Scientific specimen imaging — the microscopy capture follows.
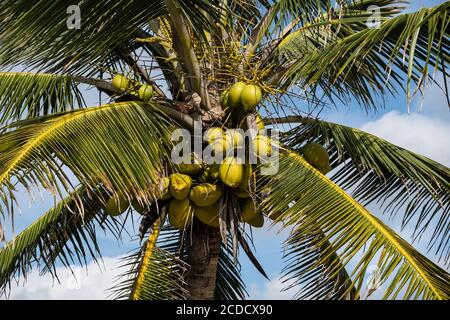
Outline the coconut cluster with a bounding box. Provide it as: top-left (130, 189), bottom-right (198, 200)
top-left (112, 74), bottom-right (154, 101)
top-left (104, 125), bottom-right (272, 230)
top-left (164, 125), bottom-right (271, 229)
top-left (104, 76), bottom-right (331, 229)
top-left (103, 141), bottom-right (331, 228)
top-left (104, 163), bottom-right (265, 230)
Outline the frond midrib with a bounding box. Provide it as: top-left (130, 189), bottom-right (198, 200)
top-left (0, 102), bottom-right (139, 186)
top-left (131, 222), bottom-right (160, 300)
top-left (288, 151), bottom-right (445, 300)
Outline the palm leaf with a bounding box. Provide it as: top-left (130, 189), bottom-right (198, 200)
top-left (258, 151), bottom-right (450, 300)
top-left (0, 0), bottom-right (222, 75)
top-left (250, 0), bottom-right (403, 52)
top-left (271, 2), bottom-right (450, 109)
top-left (132, 224), bottom-right (188, 300)
top-left (284, 119), bottom-right (450, 263)
top-left (0, 0), bottom-right (167, 73)
top-left (0, 101), bottom-right (174, 220)
top-left (244, 0), bottom-right (331, 54)
top-left (0, 72), bottom-right (84, 125)
top-left (282, 227), bottom-right (358, 300)
top-left (110, 223), bottom-right (189, 300)
top-left (0, 185), bottom-right (120, 295)
top-left (215, 235), bottom-right (248, 300)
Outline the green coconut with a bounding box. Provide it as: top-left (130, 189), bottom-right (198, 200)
top-left (210, 137), bottom-right (233, 157)
top-left (138, 84), bottom-right (154, 101)
top-left (169, 173), bottom-right (192, 200)
top-left (301, 143), bottom-right (331, 174)
top-left (112, 74), bottom-right (129, 92)
top-left (247, 213), bottom-right (264, 228)
top-left (105, 192), bottom-right (129, 216)
top-left (189, 183), bottom-right (223, 207)
top-left (177, 153), bottom-right (204, 175)
top-left (219, 157), bottom-right (244, 188)
top-left (239, 198), bottom-right (259, 223)
top-left (240, 84), bottom-right (262, 110)
top-left (194, 202), bottom-right (220, 228)
top-left (168, 198), bottom-right (192, 230)
top-left (204, 127), bottom-right (224, 143)
top-left (252, 135), bottom-right (272, 158)
top-left (228, 82), bottom-right (246, 107)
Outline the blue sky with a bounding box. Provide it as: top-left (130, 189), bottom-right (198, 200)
top-left (2, 0), bottom-right (450, 300)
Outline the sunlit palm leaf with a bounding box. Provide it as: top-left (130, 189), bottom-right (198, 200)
top-left (0, 0), bottom-right (222, 75)
top-left (284, 119), bottom-right (450, 263)
top-left (0, 72), bottom-right (84, 125)
top-left (0, 185), bottom-right (121, 295)
top-left (258, 151), bottom-right (450, 300)
top-left (0, 102), bottom-right (174, 220)
top-left (111, 223), bottom-right (189, 300)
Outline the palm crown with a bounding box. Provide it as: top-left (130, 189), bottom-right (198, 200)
top-left (0, 0), bottom-right (449, 300)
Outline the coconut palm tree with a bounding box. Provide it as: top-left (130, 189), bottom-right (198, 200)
top-left (0, 0), bottom-right (449, 300)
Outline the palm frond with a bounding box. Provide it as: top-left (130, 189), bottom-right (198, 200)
top-left (0, 72), bottom-right (84, 125)
top-left (215, 235), bottom-right (248, 300)
top-left (134, 226), bottom-right (188, 300)
top-left (245, 0), bottom-right (330, 53)
top-left (258, 151), bottom-right (450, 300)
top-left (111, 223), bottom-right (189, 300)
top-left (0, 185), bottom-right (121, 295)
top-left (0, 101), bottom-right (174, 220)
top-left (0, 0), bottom-right (167, 73)
top-left (282, 227), bottom-right (360, 300)
top-left (271, 2), bottom-right (450, 109)
top-left (284, 119), bottom-right (450, 263)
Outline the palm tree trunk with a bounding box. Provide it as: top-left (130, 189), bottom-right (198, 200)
top-left (186, 222), bottom-right (222, 300)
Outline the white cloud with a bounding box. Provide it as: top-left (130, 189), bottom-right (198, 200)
top-left (360, 111), bottom-right (450, 166)
top-left (3, 256), bottom-right (124, 300)
top-left (247, 276), bottom-right (297, 300)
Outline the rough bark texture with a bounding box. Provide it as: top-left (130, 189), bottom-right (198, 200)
top-left (186, 222), bottom-right (222, 300)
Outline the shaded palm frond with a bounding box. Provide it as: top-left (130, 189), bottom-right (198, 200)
top-left (284, 120), bottom-right (450, 263)
top-left (282, 227), bottom-right (359, 300)
top-left (271, 2), bottom-right (449, 110)
top-left (0, 101), bottom-right (175, 220)
top-left (215, 235), bottom-right (248, 300)
top-left (111, 246), bottom-right (189, 300)
top-left (245, 0), bottom-right (330, 51)
top-left (0, 72), bottom-right (85, 126)
top-left (132, 229), bottom-right (188, 300)
top-left (0, 0), bottom-right (167, 73)
top-left (258, 151), bottom-right (450, 300)
top-left (0, 185), bottom-right (121, 295)
top-left (250, 0), bottom-right (404, 51)
top-left (0, 0), bottom-right (222, 75)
